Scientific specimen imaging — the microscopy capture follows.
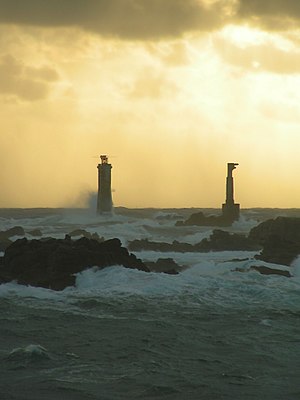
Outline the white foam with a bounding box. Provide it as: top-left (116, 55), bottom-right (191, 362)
top-left (231, 215), bottom-right (259, 233)
top-left (134, 250), bottom-right (257, 266)
top-left (0, 208), bottom-right (299, 311)
top-left (0, 281), bottom-right (63, 301)
top-left (291, 256), bottom-right (300, 279)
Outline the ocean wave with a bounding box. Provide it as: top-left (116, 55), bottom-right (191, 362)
top-left (1, 259), bottom-right (298, 313)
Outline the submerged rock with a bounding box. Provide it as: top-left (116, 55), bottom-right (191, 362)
top-left (0, 237), bottom-right (149, 290)
top-left (235, 265), bottom-right (292, 278)
top-left (6, 344), bottom-right (50, 363)
top-left (250, 265), bottom-right (291, 277)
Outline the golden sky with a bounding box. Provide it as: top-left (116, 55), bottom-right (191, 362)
top-left (0, 0), bottom-right (300, 208)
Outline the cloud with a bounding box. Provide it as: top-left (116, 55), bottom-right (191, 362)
top-left (0, 0), bottom-right (233, 39)
top-left (238, 0), bottom-right (300, 18)
top-left (0, 54), bottom-right (59, 101)
top-left (214, 36), bottom-right (300, 74)
top-left (0, 0), bottom-right (299, 42)
top-left (237, 0), bottom-right (300, 30)
top-left (128, 68), bottom-right (178, 99)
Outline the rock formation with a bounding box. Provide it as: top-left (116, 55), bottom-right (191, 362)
top-left (145, 258), bottom-right (186, 274)
top-left (175, 211), bottom-right (233, 227)
top-left (0, 226), bottom-right (25, 251)
top-left (235, 265), bottom-right (292, 278)
top-left (0, 237), bottom-right (149, 290)
top-left (129, 229), bottom-right (260, 253)
top-left (249, 217), bottom-right (300, 265)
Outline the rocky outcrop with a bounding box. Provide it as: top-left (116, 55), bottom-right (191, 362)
top-left (128, 239), bottom-right (199, 253)
top-left (249, 217), bottom-right (300, 265)
top-left (129, 229), bottom-right (260, 253)
top-left (199, 229), bottom-right (260, 251)
top-left (27, 229), bottom-right (43, 237)
top-left (175, 211), bottom-right (233, 227)
top-left (145, 258), bottom-right (186, 274)
top-left (0, 226), bottom-right (106, 252)
top-left (0, 237), bottom-right (149, 290)
top-left (250, 265), bottom-right (291, 277)
top-left (0, 226), bottom-right (25, 252)
top-left (68, 229), bottom-right (104, 241)
top-left (249, 217), bottom-right (300, 243)
top-left (235, 265), bottom-right (292, 278)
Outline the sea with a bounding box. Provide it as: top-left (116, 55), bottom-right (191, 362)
top-left (0, 207), bottom-right (299, 400)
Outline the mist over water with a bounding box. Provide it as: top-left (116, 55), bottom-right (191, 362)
top-left (0, 207), bottom-right (300, 399)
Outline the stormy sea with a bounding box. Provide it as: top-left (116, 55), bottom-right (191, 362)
top-left (0, 207), bottom-right (299, 400)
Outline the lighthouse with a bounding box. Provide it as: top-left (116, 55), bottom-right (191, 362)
top-left (97, 155), bottom-right (113, 213)
top-left (222, 163), bottom-right (240, 222)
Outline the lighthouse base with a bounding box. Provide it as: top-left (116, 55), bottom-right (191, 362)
top-left (222, 203), bottom-right (240, 223)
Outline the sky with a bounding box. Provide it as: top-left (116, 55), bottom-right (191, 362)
top-left (0, 0), bottom-right (300, 208)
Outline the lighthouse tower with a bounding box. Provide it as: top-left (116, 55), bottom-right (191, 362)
top-left (222, 163), bottom-right (240, 222)
top-left (97, 155), bottom-right (113, 213)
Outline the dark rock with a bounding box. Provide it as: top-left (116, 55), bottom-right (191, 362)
top-left (249, 217), bottom-right (300, 265)
top-left (128, 238), bottom-right (196, 253)
top-left (199, 229), bottom-right (260, 251)
top-left (27, 229), bottom-right (42, 237)
top-left (235, 265), bottom-right (291, 278)
top-left (68, 229), bottom-right (92, 238)
top-left (0, 238), bottom-right (12, 252)
top-left (68, 229), bottom-right (104, 242)
top-left (249, 217), bottom-right (300, 243)
top-left (0, 226), bottom-right (25, 252)
top-left (145, 258), bottom-right (186, 274)
top-left (250, 265), bottom-right (291, 277)
top-left (0, 237), bottom-right (149, 290)
top-left (175, 211), bottom-right (234, 227)
top-left (1, 226), bottom-right (25, 238)
top-left (129, 230), bottom-right (259, 253)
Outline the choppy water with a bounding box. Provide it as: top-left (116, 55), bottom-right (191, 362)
top-left (0, 207), bottom-right (300, 399)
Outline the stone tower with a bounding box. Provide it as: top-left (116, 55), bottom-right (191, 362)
top-left (222, 162), bottom-right (240, 222)
top-left (97, 155), bottom-right (113, 213)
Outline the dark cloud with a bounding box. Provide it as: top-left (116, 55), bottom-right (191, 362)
top-left (239, 0), bottom-right (300, 18)
top-left (238, 0), bottom-right (300, 29)
top-left (0, 0), bottom-right (228, 39)
top-left (0, 54), bottom-right (59, 101)
top-left (0, 0), bottom-right (299, 40)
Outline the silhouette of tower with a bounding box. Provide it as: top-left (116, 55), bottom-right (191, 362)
top-left (222, 163), bottom-right (240, 222)
top-left (97, 155), bottom-right (113, 213)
